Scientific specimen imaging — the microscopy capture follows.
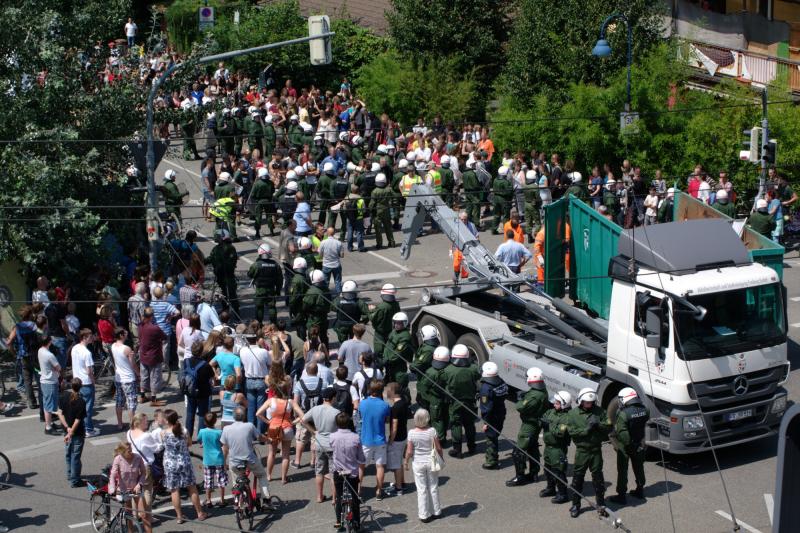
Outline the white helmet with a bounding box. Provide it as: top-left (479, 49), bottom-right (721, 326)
top-left (218, 172), bottom-right (231, 182)
top-left (286, 170), bottom-right (297, 181)
top-left (265, 114), bottom-right (273, 124)
top-left (370, 162), bottom-right (381, 172)
top-left (716, 189), bottom-right (728, 200)
top-left (298, 236), bottom-right (311, 250)
top-left (352, 135), bottom-right (363, 145)
top-left (525, 170), bottom-right (537, 182)
top-left (406, 152), bottom-right (416, 163)
top-left (569, 171), bottom-right (583, 183)
top-left (440, 155), bottom-right (451, 167)
top-left (375, 173), bottom-right (387, 186)
top-left (292, 257), bottom-right (307, 270)
top-left (482, 361), bottom-right (499, 378)
top-left (286, 181), bottom-right (298, 192)
top-left (310, 269), bottom-right (325, 284)
top-left (164, 169), bottom-right (176, 181)
top-left (231, 107), bottom-right (240, 115)
top-left (577, 387), bottom-right (597, 404)
top-left (342, 280), bottom-right (357, 294)
top-left (498, 166), bottom-right (509, 177)
top-left (433, 346), bottom-right (451, 362)
top-left (553, 390), bottom-right (572, 408)
top-left (257, 243), bottom-right (271, 256)
top-left (756, 198), bottom-right (768, 209)
top-left (380, 283), bottom-right (396, 295)
top-left (290, 114), bottom-right (298, 121)
top-left (398, 159), bottom-right (409, 169)
top-left (338, 131), bottom-right (349, 142)
top-left (301, 122), bottom-right (313, 132)
top-left (323, 161), bottom-right (335, 173)
top-left (247, 105), bottom-right (257, 114)
top-left (420, 324), bottom-right (439, 342)
top-left (377, 144), bottom-right (387, 154)
top-left (222, 107), bottom-right (231, 115)
top-left (257, 167), bottom-right (269, 179)
top-left (294, 165), bottom-right (306, 176)
top-left (180, 99), bottom-right (193, 110)
top-left (526, 367), bottom-right (544, 388)
top-left (618, 387), bottom-right (638, 405)
top-left (392, 312), bottom-right (409, 326)
top-left (451, 344), bottom-right (469, 359)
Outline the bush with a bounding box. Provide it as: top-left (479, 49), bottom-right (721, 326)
top-left (165, 0), bottom-right (244, 54)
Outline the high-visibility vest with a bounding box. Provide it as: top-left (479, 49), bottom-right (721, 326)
top-left (401, 174), bottom-right (421, 197)
top-left (210, 197), bottom-right (235, 220)
top-left (354, 198), bottom-right (366, 219)
top-left (426, 170), bottom-right (442, 194)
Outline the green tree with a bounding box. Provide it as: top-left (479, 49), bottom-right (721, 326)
top-left (501, 0), bottom-right (664, 107)
top-left (386, 0), bottom-right (509, 77)
top-left (0, 0), bottom-right (146, 285)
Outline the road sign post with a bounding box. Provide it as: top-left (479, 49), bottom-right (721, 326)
top-left (619, 111), bottom-right (639, 135)
top-left (199, 6), bottom-right (215, 31)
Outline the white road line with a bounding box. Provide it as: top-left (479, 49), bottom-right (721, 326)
top-left (68, 496), bottom-right (226, 529)
top-left (764, 493), bottom-right (774, 525)
top-left (0, 401), bottom-right (117, 424)
top-left (346, 271), bottom-right (402, 283)
top-left (790, 323), bottom-right (800, 328)
top-left (367, 250), bottom-right (409, 271)
top-left (89, 436), bottom-right (124, 447)
top-left (790, 296), bottom-right (800, 302)
top-left (715, 511), bottom-right (763, 533)
top-left (239, 226), bottom-right (280, 248)
top-left (162, 158), bottom-right (201, 178)
top-left (239, 255), bottom-right (253, 265)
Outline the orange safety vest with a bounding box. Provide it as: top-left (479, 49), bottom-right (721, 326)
top-left (503, 221), bottom-right (525, 244)
top-left (533, 228), bottom-right (545, 283)
top-left (453, 249), bottom-right (469, 279)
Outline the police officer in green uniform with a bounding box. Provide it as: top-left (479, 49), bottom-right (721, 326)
top-left (567, 387), bottom-right (612, 518)
top-left (288, 257), bottom-right (309, 341)
top-left (296, 236), bottom-right (317, 273)
top-left (565, 171), bottom-right (587, 202)
top-left (439, 156), bottom-right (456, 208)
top-left (262, 114), bottom-right (276, 160)
top-left (603, 179), bottom-right (621, 222)
top-left (251, 167), bottom-right (275, 238)
top-left (179, 99), bottom-right (200, 161)
top-left (412, 324), bottom-right (440, 409)
top-left (317, 162), bottom-right (335, 226)
top-left (523, 169), bottom-right (542, 242)
top-left (245, 107), bottom-right (263, 155)
top-left (287, 115), bottom-right (304, 150)
top-left (540, 390), bottom-right (572, 504)
top-left (294, 166), bottom-right (310, 201)
top-left (371, 173), bottom-right (395, 249)
top-left (608, 388), bottom-right (648, 505)
top-left (330, 171), bottom-right (351, 241)
top-left (462, 161), bottom-right (482, 230)
top-left (444, 344), bottom-right (480, 458)
top-left (332, 280), bottom-right (370, 343)
top-left (302, 269), bottom-right (331, 340)
top-left (749, 198), bottom-right (776, 238)
top-left (712, 189), bottom-right (736, 218)
top-left (507, 367), bottom-right (549, 486)
top-left (232, 107), bottom-right (245, 158)
top-left (205, 229), bottom-right (239, 314)
top-left (214, 171), bottom-right (235, 201)
top-left (219, 108), bottom-right (236, 158)
top-left (350, 135), bottom-right (365, 166)
top-left (370, 283), bottom-right (400, 363)
top-left (383, 312), bottom-right (413, 394)
top-left (492, 166), bottom-right (513, 234)
top-left (247, 244), bottom-right (283, 325)
top-left (161, 169), bottom-right (186, 222)
top-left (479, 361), bottom-right (508, 470)
top-left (423, 347), bottom-right (451, 444)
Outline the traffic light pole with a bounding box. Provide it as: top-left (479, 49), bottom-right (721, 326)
top-left (758, 87), bottom-right (769, 201)
top-left (144, 31), bottom-right (334, 271)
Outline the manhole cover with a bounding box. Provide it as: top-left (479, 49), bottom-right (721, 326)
top-left (406, 270), bottom-right (436, 279)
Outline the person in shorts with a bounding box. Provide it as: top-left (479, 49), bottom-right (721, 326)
top-left (198, 412), bottom-right (228, 507)
top-left (357, 380), bottom-right (391, 500)
top-left (112, 328), bottom-right (139, 429)
top-left (300, 386), bottom-right (340, 502)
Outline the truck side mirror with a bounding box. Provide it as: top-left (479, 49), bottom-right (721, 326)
top-left (645, 307), bottom-right (664, 349)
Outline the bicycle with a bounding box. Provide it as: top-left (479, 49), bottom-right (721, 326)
top-left (88, 465), bottom-right (144, 533)
top-left (0, 451), bottom-right (11, 490)
top-left (337, 474), bottom-right (360, 533)
top-left (231, 463), bottom-right (279, 532)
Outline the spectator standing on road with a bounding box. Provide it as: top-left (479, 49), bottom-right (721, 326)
top-left (58, 378), bottom-right (87, 488)
top-left (239, 333), bottom-right (272, 431)
top-left (150, 286), bottom-right (180, 370)
top-left (299, 386), bottom-right (341, 502)
top-left (211, 336), bottom-right (243, 391)
top-left (45, 294), bottom-right (69, 369)
top-left (184, 341), bottom-right (215, 439)
top-left (127, 413), bottom-right (162, 530)
top-left (38, 334), bottom-right (62, 435)
top-left (127, 282), bottom-right (147, 348)
top-left (293, 361), bottom-right (325, 468)
top-left (198, 412), bottom-right (228, 508)
top-left (160, 409), bottom-right (208, 524)
top-left (318, 226), bottom-right (344, 296)
top-left (337, 324), bottom-right (372, 379)
top-left (6, 306), bottom-right (39, 409)
top-left (385, 382), bottom-right (409, 496)
top-left (331, 412), bottom-right (365, 531)
top-left (124, 17), bottom-right (137, 48)
top-left (405, 408), bottom-right (443, 523)
top-left (71, 329), bottom-right (100, 437)
top-left (358, 379), bottom-right (391, 501)
top-left (108, 442), bottom-right (147, 529)
top-left (112, 328), bottom-right (139, 429)
top-left (138, 308), bottom-right (167, 407)
top-left (643, 187), bottom-right (659, 226)
top-left (767, 189), bottom-right (784, 243)
top-left (257, 383), bottom-right (295, 483)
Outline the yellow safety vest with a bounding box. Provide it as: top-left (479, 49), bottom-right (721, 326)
top-left (210, 197), bottom-right (235, 220)
top-left (426, 170), bottom-right (442, 194)
top-left (401, 174), bottom-right (421, 197)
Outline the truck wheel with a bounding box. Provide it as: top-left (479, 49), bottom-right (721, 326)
top-left (416, 315), bottom-right (455, 348)
top-left (455, 332), bottom-right (489, 365)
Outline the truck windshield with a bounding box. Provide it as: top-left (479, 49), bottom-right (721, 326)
top-left (675, 283), bottom-right (785, 360)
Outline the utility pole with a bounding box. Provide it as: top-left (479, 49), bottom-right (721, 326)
top-left (145, 29), bottom-right (334, 272)
top-left (758, 87), bottom-right (769, 200)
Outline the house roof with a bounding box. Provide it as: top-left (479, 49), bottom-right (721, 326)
top-left (298, 0), bottom-right (392, 34)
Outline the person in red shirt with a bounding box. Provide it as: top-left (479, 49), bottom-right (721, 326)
top-left (285, 79), bottom-right (297, 99)
top-left (97, 305), bottom-right (116, 358)
top-left (687, 165), bottom-right (702, 198)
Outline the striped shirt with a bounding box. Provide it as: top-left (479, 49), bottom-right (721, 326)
top-left (127, 295), bottom-right (147, 328)
top-left (179, 284), bottom-right (199, 307)
top-left (150, 299), bottom-right (178, 335)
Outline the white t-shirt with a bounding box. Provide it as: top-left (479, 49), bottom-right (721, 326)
top-left (71, 343), bottom-right (94, 384)
top-left (180, 327), bottom-right (204, 359)
top-left (125, 22), bottom-right (137, 37)
top-left (239, 345), bottom-right (270, 379)
top-left (38, 347), bottom-right (60, 384)
top-left (112, 342), bottom-right (136, 383)
top-left (352, 368), bottom-right (383, 401)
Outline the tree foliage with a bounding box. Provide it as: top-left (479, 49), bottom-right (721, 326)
top-left (354, 52), bottom-right (478, 127)
top-left (386, 0), bottom-right (509, 78)
top-left (165, 0), bottom-right (245, 54)
top-left (0, 0), bottom-right (146, 285)
top-left (502, 0), bottom-right (665, 107)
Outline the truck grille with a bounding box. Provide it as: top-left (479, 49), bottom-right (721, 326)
top-left (687, 367), bottom-right (781, 410)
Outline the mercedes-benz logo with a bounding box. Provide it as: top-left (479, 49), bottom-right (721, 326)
top-left (733, 376), bottom-right (748, 396)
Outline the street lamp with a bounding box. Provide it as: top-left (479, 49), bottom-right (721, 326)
top-left (592, 14), bottom-right (633, 112)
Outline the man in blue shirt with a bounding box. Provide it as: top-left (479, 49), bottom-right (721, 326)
top-left (358, 379), bottom-right (391, 500)
top-left (494, 229), bottom-right (533, 274)
top-left (293, 191), bottom-right (313, 237)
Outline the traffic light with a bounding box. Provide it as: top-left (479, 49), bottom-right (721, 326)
top-left (763, 139), bottom-right (777, 165)
top-left (740, 126), bottom-right (762, 163)
top-left (308, 15), bottom-right (332, 66)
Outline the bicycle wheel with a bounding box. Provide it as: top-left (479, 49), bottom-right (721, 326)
top-left (235, 490), bottom-right (254, 532)
top-left (123, 512), bottom-right (143, 533)
top-left (89, 493), bottom-right (112, 533)
top-left (0, 452), bottom-right (10, 489)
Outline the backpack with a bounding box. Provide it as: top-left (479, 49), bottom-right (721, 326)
top-left (357, 369), bottom-right (374, 398)
top-left (179, 359), bottom-right (206, 398)
top-left (332, 381), bottom-right (354, 416)
top-left (299, 378), bottom-right (324, 412)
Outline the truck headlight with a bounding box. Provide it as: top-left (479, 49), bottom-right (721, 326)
top-left (683, 415), bottom-right (705, 431)
top-left (772, 396), bottom-right (787, 414)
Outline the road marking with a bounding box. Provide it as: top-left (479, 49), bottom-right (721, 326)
top-left (790, 296), bottom-right (800, 302)
top-left (68, 495), bottom-right (228, 529)
top-left (367, 250), bottom-right (409, 271)
top-left (162, 158), bottom-right (201, 178)
top-left (715, 511), bottom-right (763, 533)
top-left (765, 493), bottom-right (774, 525)
top-left (0, 401), bottom-right (117, 424)
top-left (790, 323), bottom-right (800, 328)
top-left (239, 226), bottom-right (280, 248)
top-left (346, 271), bottom-right (402, 283)
top-left (239, 255), bottom-right (253, 265)
top-left (89, 436), bottom-right (124, 447)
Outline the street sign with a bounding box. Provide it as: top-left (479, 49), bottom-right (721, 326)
top-left (619, 111), bottom-right (640, 135)
top-left (308, 15), bottom-right (332, 65)
top-left (199, 6), bottom-right (215, 31)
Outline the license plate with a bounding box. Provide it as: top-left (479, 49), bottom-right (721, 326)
top-left (726, 409), bottom-right (753, 422)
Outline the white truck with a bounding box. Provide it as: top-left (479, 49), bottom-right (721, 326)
top-left (399, 184), bottom-right (789, 453)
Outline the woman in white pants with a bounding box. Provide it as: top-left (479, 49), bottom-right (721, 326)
top-left (405, 408), bottom-right (443, 523)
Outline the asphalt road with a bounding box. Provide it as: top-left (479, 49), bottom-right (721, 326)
top-left (1, 148), bottom-right (798, 533)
